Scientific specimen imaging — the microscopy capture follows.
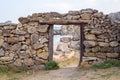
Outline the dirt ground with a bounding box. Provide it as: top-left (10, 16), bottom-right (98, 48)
top-left (0, 53), bottom-right (119, 80)
top-left (0, 67), bottom-right (120, 80)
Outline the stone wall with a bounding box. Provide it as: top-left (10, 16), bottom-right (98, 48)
top-left (0, 8), bottom-right (119, 70)
top-left (60, 9), bottom-right (120, 59)
top-left (0, 21), bottom-right (49, 70)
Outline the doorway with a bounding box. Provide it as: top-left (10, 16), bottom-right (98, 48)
top-left (53, 25), bottom-right (80, 68)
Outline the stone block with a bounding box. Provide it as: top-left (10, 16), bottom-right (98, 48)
top-left (81, 13), bottom-right (91, 20)
top-left (110, 41), bottom-right (119, 47)
top-left (7, 37), bottom-right (18, 43)
top-left (37, 52), bottom-right (48, 59)
top-left (84, 52), bottom-right (95, 57)
top-left (60, 37), bottom-right (71, 43)
top-left (14, 59), bottom-right (23, 67)
top-left (9, 43), bottom-right (21, 51)
top-left (106, 53), bottom-right (119, 58)
top-left (0, 56), bottom-right (13, 61)
top-left (33, 43), bottom-right (44, 50)
top-left (27, 26), bottom-right (37, 33)
top-left (91, 29), bottom-right (102, 35)
top-left (96, 53), bottom-right (106, 59)
top-left (4, 25), bottom-right (16, 30)
top-left (39, 38), bottom-right (48, 44)
top-left (0, 39), bottom-right (4, 47)
top-left (98, 42), bottom-right (109, 47)
top-left (37, 25), bottom-right (49, 32)
top-left (84, 41), bottom-right (97, 48)
top-left (23, 58), bottom-right (34, 66)
top-left (114, 46), bottom-right (120, 53)
top-left (69, 41), bottom-right (80, 49)
top-left (18, 36), bottom-right (25, 41)
top-left (91, 46), bottom-right (100, 53)
top-left (0, 48), bottom-right (5, 57)
top-left (57, 43), bottom-right (70, 52)
top-left (85, 34), bottom-right (96, 40)
top-left (31, 33), bottom-right (39, 44)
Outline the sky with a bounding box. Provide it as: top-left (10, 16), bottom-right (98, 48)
top-left (0, 0), bottom-right (120, 23)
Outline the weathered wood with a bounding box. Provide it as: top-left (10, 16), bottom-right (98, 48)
top-left (39, 20), bottom-right (90, 25)
top-left (78, 25), bottom-right (84, 67)
top-left (48, 25), bottom-right (54, 61)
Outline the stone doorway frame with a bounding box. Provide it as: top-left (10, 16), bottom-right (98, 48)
top-left (39, 20), bottom-right (90, 67)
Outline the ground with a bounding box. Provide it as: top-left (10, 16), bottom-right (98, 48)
top-left (0, 67), bottom-right (120, 80)
top-left (0, 55), bottom-right (120, 80)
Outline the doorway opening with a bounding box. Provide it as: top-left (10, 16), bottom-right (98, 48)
top-left (53, 25), bottom-right (80, 68)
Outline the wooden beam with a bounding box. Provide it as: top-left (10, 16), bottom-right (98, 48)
top-left (78, 25), bottom-right (84, 67)
top-left (48, 25), bottom-right (54, 61)
top-left (39, 20), bottom-right (90, 25)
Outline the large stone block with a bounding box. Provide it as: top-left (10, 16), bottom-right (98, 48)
top-left (91, 46), bottom-right (100, 53)
top-left (37, 52), bottom-right (48, 59)
top-left (27, 26), bottom-right (37, 33)
top-left (84, 52), bottom-right (95, 57)
top-left (23, 58), bottom-right (34, 66)
top-left (0, 39), bottom-right (4, 47)
top-left (85, 34), bottom-right (96, 40)
top-left (84, 41), bottom-right (97, 48)
top-left (57, 43), bottom-right (70, 52)
top-left (39, 37), bottom-right (48, 44)
top-left (4, 25), bottom-right (16, 30)
top-left (9, 43), bottom-right (21, 51)
top-left (96, 53), bottom-right (106, 59)
top-left (100, 47), bottom-right (113, 53)
top-left (37, 25), bottom-right (49, 32)
top-left (33, 43), bottom-right (44, 50)
top-left (90, 29), bottom-right (102, 35)
top-left (7, 37), bottom-right (18, 43)
top-left (60, 37), bottom-right (71, 43)
top-left (110, 41), bottom-right (119, 47)
top-left (0, 56), bottom-right (13, 62)
top-left (0, 48), bottom-right (5, 57)
top-left (18, 36), bottom-right (25, 41)
top-left (12, 30), bottom-right (26, 35)
top-left (14, 59), bottom-right (23, 67)
top-left (114, 46), bottom-right (120, 53)
top-left (69, 41), bottom-right (80, 49)
top-left (81, 13), bottom-right (91, 20)
top-left (31, 33), bottom-right (39, 44)
top-left (98, 42), bottom-right (109, 47)
top-left (106, 53), bottom-right (119, 58)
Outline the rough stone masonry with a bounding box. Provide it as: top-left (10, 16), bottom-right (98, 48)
top-left (0, 8), bottom-right (119, 70)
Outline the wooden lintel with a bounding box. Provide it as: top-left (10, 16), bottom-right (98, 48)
top-left (39, 20), bottom-right (90, 25)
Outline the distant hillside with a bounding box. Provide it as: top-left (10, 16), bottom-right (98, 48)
top-left (108, 12), bottom-right (120, 21)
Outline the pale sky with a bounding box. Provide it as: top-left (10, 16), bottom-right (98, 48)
top-left (0, 0), bottom-right (120, 23)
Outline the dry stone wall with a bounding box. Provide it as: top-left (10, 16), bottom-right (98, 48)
top-left (0, 21), bottom-right (49, 70)
top-left (0, 8), bottom-right (119, 70)
top-left (60, 9), bottom-right (120, 59)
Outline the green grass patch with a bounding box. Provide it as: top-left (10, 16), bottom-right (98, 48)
top-left (0, 65), bottom-right (11, 73)
top-left (44, 61), bottom-right (59, 70)
top-left (0, 65), bottom-right (24, 73)
top-left (92, 60), bottom-right (120, 69)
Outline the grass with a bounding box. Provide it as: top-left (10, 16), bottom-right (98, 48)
top-left (44, 61), bottom-right (59, 70)
top-left (0, 65), bottom-right (24, 73)
top-left (100, 73), bottom-right (113, 79)
top-left (92, 60), bottom-right (120, 69)
top-left (0, 65), bottom-right (11, 73)
top-left (8, 77), bottom-right (20, 80)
